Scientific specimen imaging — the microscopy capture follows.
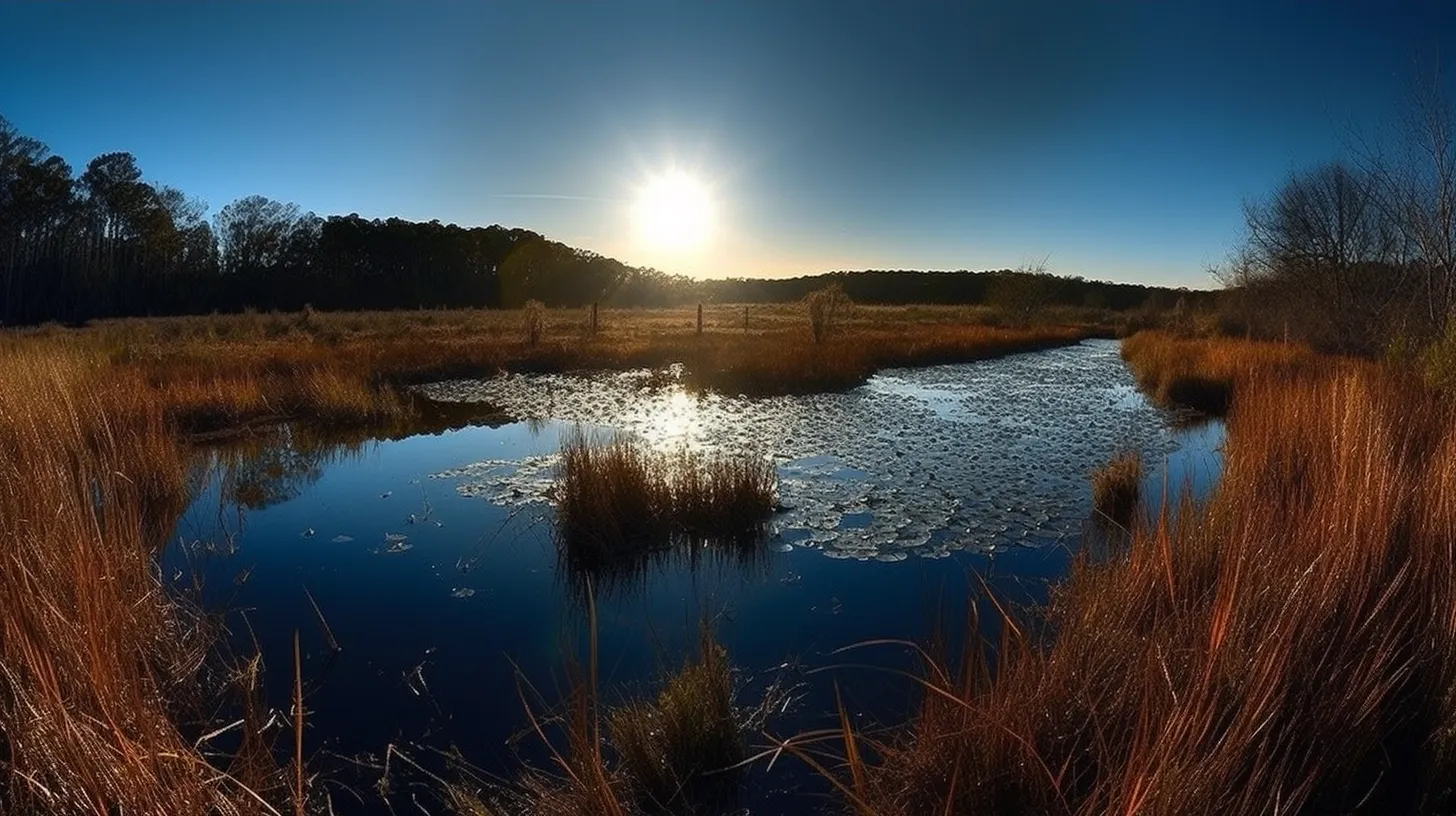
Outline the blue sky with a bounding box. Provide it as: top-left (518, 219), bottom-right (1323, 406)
top-left (2, 1), bottom-right (1452, 287)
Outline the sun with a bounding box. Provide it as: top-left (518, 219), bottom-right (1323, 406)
top-left (632, 169), bottom-right (715, 252)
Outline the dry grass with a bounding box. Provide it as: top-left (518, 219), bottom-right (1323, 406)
top-left (4, 305), bottom-right (1097, 437)
top-left (0, 348), bottom-right (277, 813)
top-left (0, 304), bottom-right (1098, 812)
top-left (455, 612), bottom-right (752, 816)
top-left (810, 359), bottom-right (1456, 814)
top-left (1120, 330), bottom-right (1318, 414)
top-left (555, 429), bottom-right (776, 566)
top-left (1090, 451), bottom-right (1143, 530)
top-left (607, 624), bottom-right (743, 811)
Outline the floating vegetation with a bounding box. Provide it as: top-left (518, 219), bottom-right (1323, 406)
top-left (427, 342), bottom-right (1183, 562)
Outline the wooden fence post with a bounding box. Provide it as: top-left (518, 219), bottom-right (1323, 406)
top-left (696, 303), bottom-right (703, 335)
top-left (591, 302), bottom-right (598, 336)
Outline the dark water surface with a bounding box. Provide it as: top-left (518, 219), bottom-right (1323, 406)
top-left (169, 339), bottom-right (1223, 812)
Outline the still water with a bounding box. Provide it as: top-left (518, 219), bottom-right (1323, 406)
top-left (168, 339), bottom-right (1222, 811)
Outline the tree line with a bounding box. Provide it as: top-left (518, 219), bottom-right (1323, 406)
top-left (1, 114), bottom-right (1201, 326)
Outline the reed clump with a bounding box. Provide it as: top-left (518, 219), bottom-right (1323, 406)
top-left (1090, 450), bottom-right (1142, 529)
top-left (813, 363), bottom-right (1456, 814)
top-left (458, 619), bottom-right (754, 816)
top-left (607, 624), bottom-right (743, 811)
top-left (555, 430), bottom-right (776, 566)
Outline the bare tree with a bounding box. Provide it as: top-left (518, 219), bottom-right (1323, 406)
top-left (1240, 161), bottom-right (1402, 352)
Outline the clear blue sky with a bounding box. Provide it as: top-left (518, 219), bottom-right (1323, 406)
top-left (2, 1), bottom-right (1452, 287)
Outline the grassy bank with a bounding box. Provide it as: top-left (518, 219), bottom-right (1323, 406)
top-left (821, 348), bottom-right (1456, 813)
top-left (1120, 330), bottom-right (1317, 414)
top-left (0, 349), bottom-right (277, 812)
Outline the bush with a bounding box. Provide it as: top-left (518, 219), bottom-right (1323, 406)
top-left (523, 300), bottom-right (546, 345)
top-left (805, 284), bottom-right (852, 344)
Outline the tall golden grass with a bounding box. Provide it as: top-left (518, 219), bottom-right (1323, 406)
top-left (555, 429), bottom-right (777, 566)
top-left (1121, 330), bottom-right (1317, 414)
top-left (815, 356), bottom-right (1456, 814)
top-left (0, 348), bottom-right (276, 813)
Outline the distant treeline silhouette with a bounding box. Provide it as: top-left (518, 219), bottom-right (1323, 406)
top-left (1, 115), bottom-right (1203, 325)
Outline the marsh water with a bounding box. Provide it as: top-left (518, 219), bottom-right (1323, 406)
top-left (169, 339), bottom-right (1223, 811)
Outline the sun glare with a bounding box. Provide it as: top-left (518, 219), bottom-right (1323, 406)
top-left (632, 169), bottom-right (715, 252)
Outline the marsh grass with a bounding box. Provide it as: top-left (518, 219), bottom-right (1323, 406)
top-left (1090, 450), bottom-right (1142, 529)
top-left (0, 349), bottom-right (280, 812)
top-left (0, 304), bottom-right (1093, 812)
top-left (607, 624), bottom-right (744, 812)
top-left (555, 429), bottom-right (776, 568)
top-left (455, 601), bottom-right (758, 816)
top-left (804, 361), bottom-right (1456, 814)
top-left (4, 305), bottom-right (1096, 438)
top-left (1120, 330), bottom-right (1317, 414)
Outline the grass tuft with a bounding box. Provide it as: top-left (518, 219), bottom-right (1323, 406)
top-left (555, 429), bottom-right (776, 567)
top-left (1090, 450), bottom-right (1143, 529)
top-left (607, 623), bottom-right (744, 811)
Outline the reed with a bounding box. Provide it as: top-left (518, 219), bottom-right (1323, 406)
top-left (554, 429), bottom-right (776, 567)
top-left (812, 361), bottom-right (1456, 814)
top-left (1090, 450), bottom-right (1142, 529)
top-left (0, 348), bottom-right (270, 812)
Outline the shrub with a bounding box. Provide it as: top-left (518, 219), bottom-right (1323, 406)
top-left (805, 284), bottom-right (852, 344)
top-left (523, 300), bottom-right (546, 346)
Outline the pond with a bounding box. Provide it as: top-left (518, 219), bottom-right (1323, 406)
top-left (168, 339), bottom-right (1223, 812)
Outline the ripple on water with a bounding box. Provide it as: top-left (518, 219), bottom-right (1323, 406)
top-left (422, 341), bottom-right (1183, 561)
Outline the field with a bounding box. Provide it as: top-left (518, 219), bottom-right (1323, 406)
top-left (4, 304), bottom-right (1106, 436)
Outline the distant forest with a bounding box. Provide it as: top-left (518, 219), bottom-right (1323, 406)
top-left (0, 115), bottom-right (1205, 325)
